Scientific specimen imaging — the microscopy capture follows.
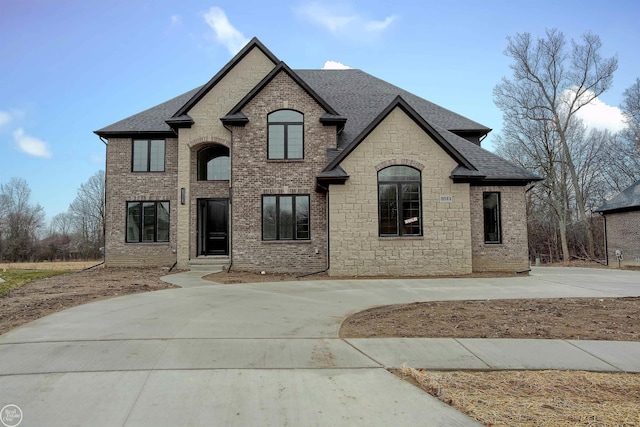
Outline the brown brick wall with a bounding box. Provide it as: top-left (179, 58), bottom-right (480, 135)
top-left (230, 71), bottom-right (335, 273)
top-left (469, 185), bottom-right (529, 272)
top-left (104, 137), bottom-right (178, 267)
top-left (605, 210), bottom-right (640, 267)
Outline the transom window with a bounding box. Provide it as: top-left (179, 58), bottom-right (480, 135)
top-left (126, 201), bottom-right (170, 243)
top-left (268, 110), bottom-right (303, 160)
top-left (378, 166), bottom-right (422, 236)
top-left (483, 192), bottom-right (502, 244)
top-left (132, 139), bottom-right (165, 172)
top-left (262, 194), bottom-right (310, 240)
top-left (198, 145), bottom-right (230, 181)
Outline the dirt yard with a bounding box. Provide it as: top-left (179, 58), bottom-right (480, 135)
top-left (340, 297), bottom-right (640, 341)
top-left (0, 266), bottom-right (177, 335)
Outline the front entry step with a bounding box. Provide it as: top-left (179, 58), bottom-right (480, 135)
top-left (189, 256), bottom-right (230, 273)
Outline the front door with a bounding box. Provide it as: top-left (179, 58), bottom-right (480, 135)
top-left (198, 199), bottom-right (229, 256)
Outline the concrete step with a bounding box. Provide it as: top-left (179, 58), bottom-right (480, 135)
top-left (189, 257), bottom-right (229, 273)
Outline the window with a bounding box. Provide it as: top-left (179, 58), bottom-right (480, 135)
top-left (262, 195), bottom-right (310, 240)
top-left (483, 192), bottom-right (501, 243)
top-left (126, 201), bottom-right (170, 242)
top-left (268, 110), bottom-right (303, 160)
top-left (378, 166), bottom-right (422, 236)
top-left (198, 145), bottom-right (229, 180)
top-left (132, 139), bottom-right (165, 172)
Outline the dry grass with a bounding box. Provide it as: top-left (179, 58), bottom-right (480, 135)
top-left (398, 366), bottom-right (640, 426)
top-left (0, 261), bottom-right (101, 271)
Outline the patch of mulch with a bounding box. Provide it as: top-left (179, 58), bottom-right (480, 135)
top-left (0, 267), bottom-right (178, 335)
top-left (340, 297), bottom-right (640, 341)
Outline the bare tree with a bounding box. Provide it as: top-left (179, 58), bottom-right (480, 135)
top-left (494, 29), bottom-right (617, 259)
top-left (68, 170), bottom-right (105, 259)
top-left (0, 178), bottom-right (45, 261)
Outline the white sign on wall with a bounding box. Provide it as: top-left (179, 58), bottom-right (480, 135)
top-left (440, 195), bottom-right (453, 203)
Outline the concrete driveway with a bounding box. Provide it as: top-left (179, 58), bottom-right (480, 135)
top-left (1, 267), bottom-right (639, 426)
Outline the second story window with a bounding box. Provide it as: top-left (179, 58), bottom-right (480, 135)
top-left (268, 110), bottom-right (303, 160)
top-left (132, 139), bottom-right (165, 172)
top-left (198, 145), bottom-right (230, 180)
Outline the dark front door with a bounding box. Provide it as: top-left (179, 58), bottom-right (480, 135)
top-left (199, 199), bottom-right (229, 255)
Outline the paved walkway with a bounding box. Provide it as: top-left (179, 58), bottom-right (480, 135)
top-left (0, 267), bottom-right (639, 426)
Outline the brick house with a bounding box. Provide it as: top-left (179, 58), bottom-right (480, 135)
top-left (596, 180), bottom-right (640, 267)
top-left (95, 38), bottom-right (540, 276)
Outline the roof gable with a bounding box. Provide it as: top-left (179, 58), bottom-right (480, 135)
top-left (221, 62), bottom-right (344, 126)
top-left (323, 95), bottom-right (476, 173)
top-left (170, 37), bottom-right (279, 121)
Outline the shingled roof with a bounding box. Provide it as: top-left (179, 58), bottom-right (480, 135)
top-left (95, 57), bottom-right (539, 184)
top-left (596, 180), bottom-right (640, 213)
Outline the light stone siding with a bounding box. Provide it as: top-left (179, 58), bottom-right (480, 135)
top-left (104, 137), bottom-right (178, 267)
top-left (175, 47), bottom-right (276, 269)
top-left (230, 71), bottom-right (335, 273)
top-left (469, 185), bottom-right (529, 272)
top-left (605, 210), bottom-right (640, 267)
top-left (328, 107), bottom-right (472, 276)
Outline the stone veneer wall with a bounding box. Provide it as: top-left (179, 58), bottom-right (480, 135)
top-left (328, 107), bottom-right (473, 276)
top-left (469, 185), bottom-right (529, 272)
top-left (605, 210), bottom-right (640, 267)
top-left (175, 47), bottom-right (276, 269)
top-left (229, 71), bottom-right (336, 273)
top-left (104, 137), bottom-right (178, 267)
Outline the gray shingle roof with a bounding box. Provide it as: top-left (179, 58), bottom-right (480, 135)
top-left (95, 87), bottom-right (201, 135)
top-left (596, 180), bottom-right (640, 213)
top-left (295, 69), bottom-right (490, 150)
top-left (95, 66), bottom-right (539, 183)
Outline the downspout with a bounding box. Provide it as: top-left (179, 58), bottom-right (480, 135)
top-left (223, 124), bottom-right (234, 273)
top-left (98, 136), bottom-right (108, 264)
top-left (297, 184), bottom-right (330, 278)
top-left (599, 211), bottom-right (608, 266)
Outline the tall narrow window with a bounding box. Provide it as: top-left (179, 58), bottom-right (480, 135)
top-left (483, 192), bottom-right (501, 243)
top-left (268, 110), bottom-right (304, 160)
top-left (126, 201), bottom-right (170, 242)
top-left (132, 139), bottom-right (165, 172)
top-left (262, 195), bottom-right (310, 240)
top-left (198, 145), bottom-right (230, 180)
top-left (378, 166), bottom-right (422, 236)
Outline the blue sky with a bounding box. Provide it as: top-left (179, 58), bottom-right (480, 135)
top-left (1, 0), bottom-right (639, 223)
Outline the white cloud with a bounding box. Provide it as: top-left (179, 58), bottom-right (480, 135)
top-left (203, 7), bottom-right (249, 55)
top-left (0, 110), bottom-right (11, 127)
top-left (13, 128), bottom-right (52, 158)
top-left (296, 2), bottom-right (396, 37)
top-left (575, 96), bottom-right (626, 133)
top-left (322, 60), bottom-right (353, 70)
top-left (364, 15), bottom-right (397, 32)
top-left (171, 15), bottom-right (182, 26)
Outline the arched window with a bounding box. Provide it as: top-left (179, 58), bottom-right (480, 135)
top-left (198, 145), bottom-right (229, 181)
top-left (378, 166), bottom-right (422, 236)
top-left (268, 110), bottom-right (303, 160)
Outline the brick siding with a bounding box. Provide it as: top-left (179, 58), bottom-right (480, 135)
top-left (229, 71), bottom-right (335, 273)
top-left (605, 210), bottom-right (640, 267)
top-left (469, 185), bottom-right (529, 272)
top-left (104, 137), bottom-right (178, 267)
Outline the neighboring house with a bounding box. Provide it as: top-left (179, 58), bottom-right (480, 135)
top-left (95, 38), bottom-right (540, 276)
top-left (596, 180), bottom-right (640, 267)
